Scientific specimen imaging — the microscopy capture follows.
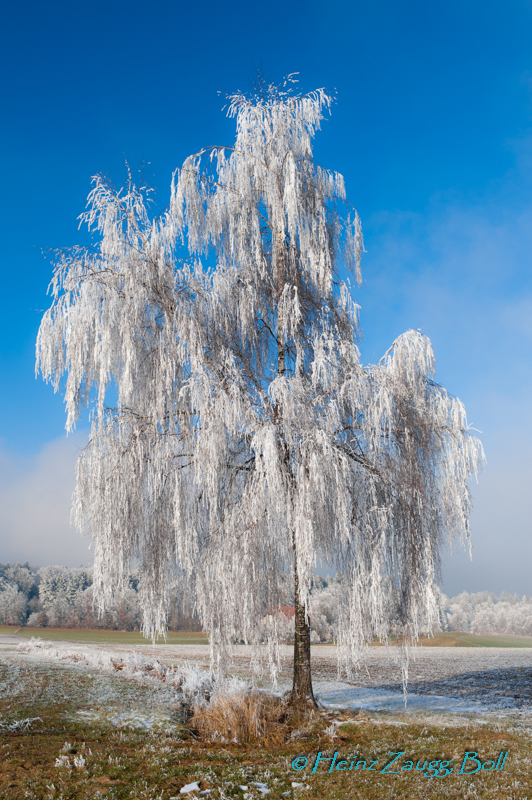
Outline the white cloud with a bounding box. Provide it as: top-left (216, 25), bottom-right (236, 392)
top-left (0, 433), bottom-right (92, 568)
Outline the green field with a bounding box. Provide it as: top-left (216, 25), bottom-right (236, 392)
top-left (2, 626), bottom-right (532, 648)
top-left (416, 630), bottom-right (532, 648)
top-left (0, 626), bottom-right (209, 645)
top-left (367, 631), bottom-right (532, 648)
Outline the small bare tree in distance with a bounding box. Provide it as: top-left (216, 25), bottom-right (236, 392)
top-left (37, 74), bottom-right (484, 706)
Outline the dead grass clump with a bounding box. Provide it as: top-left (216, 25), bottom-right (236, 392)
top-left (190, 689), bottom-right (288, 745)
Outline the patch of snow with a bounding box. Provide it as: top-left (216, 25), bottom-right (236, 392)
top-left (180, 782), bottom-right (202, 794)
top-left (75, 708), bottom-right (170, 731)
top-left (314, 680), bottom-right (491, 713)
top-left (252, 782), bottom-right (270, 794)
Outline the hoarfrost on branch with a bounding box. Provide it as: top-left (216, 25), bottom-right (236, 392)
top-left (37, 77), bottom-right (484, 685)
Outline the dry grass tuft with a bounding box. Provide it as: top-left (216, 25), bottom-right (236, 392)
top-left (190, 689), bottom-right (289, 745)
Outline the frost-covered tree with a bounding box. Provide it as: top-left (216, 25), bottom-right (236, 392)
top-left (38, 565), bottom-right (92, 608)
top-left (27, 565), bottom-right (142, 630)
top-left (0, 562), bottom-right (38, 597)
top-left (309, 574), bottom-right (346, 642)
top-left (0, 583), bottom-right (27, 625)
top-left (37, 76), bottom-right (484, 705)
top-left (0, 563), bottom-right (38, 624)
top-left (446, 591), bottom-right (532, 636)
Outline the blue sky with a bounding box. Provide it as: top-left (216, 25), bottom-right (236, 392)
top-left (1, 0), bottom-right (531, 597)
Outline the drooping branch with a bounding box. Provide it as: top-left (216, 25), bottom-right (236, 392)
top-left (37, 77), bottom-right (483, 699)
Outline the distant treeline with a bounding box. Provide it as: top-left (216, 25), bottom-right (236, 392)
top-left (0, 562), bottom-right (201, 631)
top-left (446, 590), bottom-right (532, 637)
top-left (0, 562), bottom-right (531, 638)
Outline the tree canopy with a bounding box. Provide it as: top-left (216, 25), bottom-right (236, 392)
top-left (37, 76), bottom-right (484, 700)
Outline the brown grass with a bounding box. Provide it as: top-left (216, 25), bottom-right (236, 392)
top-left (190, 688), bottom-right (289, 745)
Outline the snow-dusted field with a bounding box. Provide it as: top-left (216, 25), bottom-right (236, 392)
top-left (2, 633), bottom-right (532, 729)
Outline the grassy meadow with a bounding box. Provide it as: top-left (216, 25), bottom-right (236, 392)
top-left (410, 631), bottom-right (532, 648)
top-left (0, 656), bottom-right (528, 800)
top-left (0, 627), bottom-right (209, 646)
top-left (0, 717), bottom-right (527, 800)
top-left (3, 626), bottom-right (532, 648)
top-left (2, 627), bottom-right (532, 798)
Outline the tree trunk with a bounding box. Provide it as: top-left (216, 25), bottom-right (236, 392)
top-left (275, 231), bottom-right (316, 707)
top-left (290, 559), bottom-right (317, 707)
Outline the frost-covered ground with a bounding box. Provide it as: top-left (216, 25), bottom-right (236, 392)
top-left (2, 634), bottom-right (532, 730)
top-left (2, 635), bottom-right (531, 800)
